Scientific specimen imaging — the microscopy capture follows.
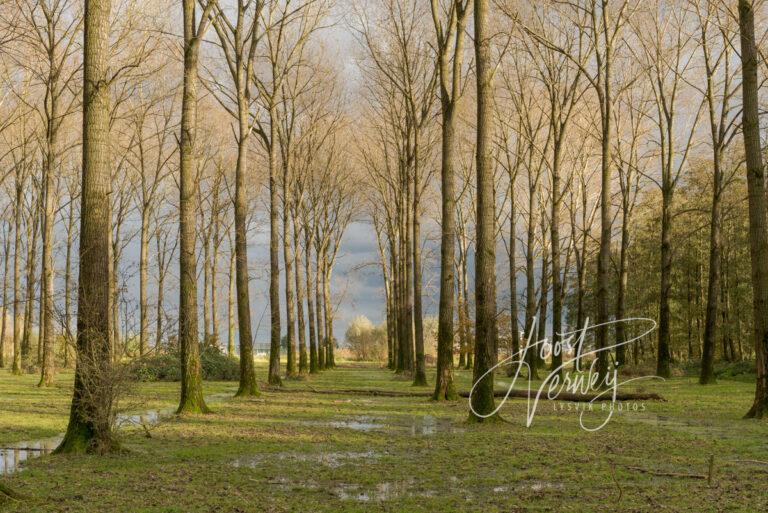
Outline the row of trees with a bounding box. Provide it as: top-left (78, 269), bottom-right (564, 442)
top-left (0, 0), bottom-right (356, 450)
top-left (358, 0), bottom-right (768, 419)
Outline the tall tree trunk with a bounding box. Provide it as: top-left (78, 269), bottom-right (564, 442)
top-left (234, 130), bottom-right (258, 395)
top-left (470, 0), bottom-right (496, 420)
top-left (549, 144), bottom-right (562, 376)
top-left (412, 175), bottom-right (427, 386)
top-left (524, 193), bottom-right (539, 379)
top-left (306, 230), bottom-right (318, 373)
top-left (283, 172), bottom-right (297, 377)
top-left (323, 256), bottom-right (334, 368)
top-left (316, 241), bottom-right (325, 370)
top-left (202, 234), bottom-right (211, 344)
top-left (227, 247), bottom-right (235, 358)
top-left (615, 199), bottom-right (630, 367)
top-left (139, 210), bottom-right (149, 356)
top-left (508, 178), bottom-right (519, 371)
top-left (434, 102), bottom-right (458, 397)
top-left (12, 181), bottom-right (23, 375)
top-left (595, 26), bottom-right (614, 383)
top-left (177, 0), bottom-right (209, 414)
top-left (63, 199), bottom-right (75, 367)
top-left (57, 0), bottom-right (115, 453)
top-left (404, 177), bottom-right (414, 374)
top-left (739, 0), bottom-right (768, 418)
top-left (22, 209), bottom-right (39, 364)
top-left (537, 230), bottom-right (549, 366)
top-left (267, 108), bottom-right (282, 386)
top-left (0, 229), bottom-right (9, 368)
top-left (293, 215), bottom-right (308, 375)
top-left (155, 235), bottom-right (166, 351)
top-left (657, 187), bottom-right (673, 378)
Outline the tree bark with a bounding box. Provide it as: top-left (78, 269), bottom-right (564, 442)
top-left (12, 177), bottom-right (23, 375)
top-left (738, 0), bottom-right (768, 418)
top-left (176, 0), bottom-right (211, 413)
top-left (234, 132), bottom-right (258, 395)
top-left (56, 0), bottom-right (115, 453)
top-left (267, 107), bottom-right (282, 386)
top-left (293, 215), bottom-right (308, 375)
top-left (306, 230), bottom-right (318, 373)
top-left (470, 0), bottom-right (497, 421)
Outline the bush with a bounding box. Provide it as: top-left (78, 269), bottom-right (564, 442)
top-left (131, 345), bottom-right (240, 382)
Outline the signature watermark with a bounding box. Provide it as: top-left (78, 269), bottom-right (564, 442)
top-left (468, 317), bottom-right (663, 431)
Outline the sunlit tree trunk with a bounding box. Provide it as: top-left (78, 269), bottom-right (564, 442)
top-left (739, 0), bottom-right (768, 418)
top-left (12, 176), bottom-right (24, 375)
top-left (294, 215), bottom-right (308, 375)
top-left (305, 229), bottom-right (318, 373)
top-left (227, 245), bottom-right (235, 358)
top-left (470, 0), bottom-right (496, 420)
top-left (176, 0), bottom-right (213, 413)
top-left (57, 0), bottom-right (114, 453)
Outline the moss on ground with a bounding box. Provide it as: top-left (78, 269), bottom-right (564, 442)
top-left (1, 363), bottom-right (766, 512)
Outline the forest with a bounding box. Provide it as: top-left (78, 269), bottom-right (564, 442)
top-left (0, 0), bottom-right (767, 511)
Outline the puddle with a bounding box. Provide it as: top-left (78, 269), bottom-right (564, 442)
top-left (328, 416), bottom-right (386, 432)
top-left (491, 480), bottom-right (563, 494)
top-left (1, 393), bottom-right (232, 476)
top-left (232, 450), bottom-right (379, 469)
top-left (623, 413), bottom-right (736, 439)
top-left (303, 414), bottom-right (464, 436)
top-left (332, 480), bottom-right (436, 502)
top-left (0, 436), bottom-right (62, 476)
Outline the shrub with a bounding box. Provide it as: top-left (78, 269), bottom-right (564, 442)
top-left (131, 345), bottom-right (240, 382)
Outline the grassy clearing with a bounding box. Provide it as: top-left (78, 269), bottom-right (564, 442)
top-left (1, 363), bottom-right (767, 512)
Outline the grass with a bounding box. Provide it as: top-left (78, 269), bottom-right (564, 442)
top-left (1, 361), bottom-right (767, 512)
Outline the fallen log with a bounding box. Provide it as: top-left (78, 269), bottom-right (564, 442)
top-left (266, 386), bottom-right (665, 402)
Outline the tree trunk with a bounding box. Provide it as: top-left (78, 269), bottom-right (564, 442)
top-left (283, 170), bottom-right (297, 377)
top-left (615, 199), bottom-right (630, 367)
top-left (139, 210), bottom-right (149, 356)
top-left (700, 158), bottom-right (722, 384)
top-left (550, 143), bottom-right (563, 376)
top-left (316, 241), bottom-right (325, 370)
top-left (234, 130), bottom-right (258, 395)
top-left (176, 0), bottom-right (209, 414)
top-left (0, 229), bottom-right (9, 368)
top-left (293, 215), bottom-right (308, 375)
top-left (739, 0), bottom-right (768, 419)
top-left (227, 247), bottom-right (235, 358)
top-left (412, 174), bottom-right (427, 386)
top-left (57, 0), bottom-right (115, 453)
top-left (22, 208), bottom-right (39, 364)
top-left (470, 0), bottom-right (497, 420)
top-left (12, 180), bottom-right (23, 375)
top-left (306, 230), bottom-right (318, 373)
top-left (323, 257), bottom-right (334, 368)
top-left (657, 187), bottom-right (672, 378)
top-left (155, 235), bottom-right (166, 351)
top-left (434, 98), bottom-right (458, 398)
top-left (267, 108), bottom-right (282, 386)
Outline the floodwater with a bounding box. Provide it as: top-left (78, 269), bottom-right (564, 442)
top-left (302, 414), bottom-right (465, 436)
top-left (1, 393), bottom-right (232, 476)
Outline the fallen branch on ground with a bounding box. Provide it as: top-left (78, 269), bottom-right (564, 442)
top-left (265, 386), bottom-right (665, 402)
top-left (625, 466), bottom-right (706, 479)
top-left (0, 482), bottom-right (26, 502)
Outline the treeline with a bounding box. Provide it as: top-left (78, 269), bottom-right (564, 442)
top-left (0, 0), bottom-right (356, 448)
top-left (355, 0), bottom-right (768, 416)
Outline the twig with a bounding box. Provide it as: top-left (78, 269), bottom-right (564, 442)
top-left (625, 466), bottom-right (706, 480)
top-left (609, 460), bottom-right (623, 503)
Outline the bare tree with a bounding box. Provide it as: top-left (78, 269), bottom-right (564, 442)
top-left (738, 0), bottom-right (768, 419)
top-left (57, 0), bottom-right (115, 454)
top-left (176, 0), bottom-right (216, 414)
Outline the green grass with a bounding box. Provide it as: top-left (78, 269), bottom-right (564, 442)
top-left (1, 362), bottom-right (767, 512)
